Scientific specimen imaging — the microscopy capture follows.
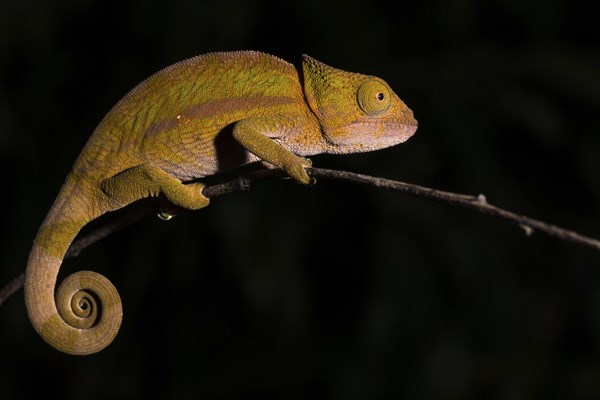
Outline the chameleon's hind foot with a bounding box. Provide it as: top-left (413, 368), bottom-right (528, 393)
top-left (101, 165), bottom-right (210, 213)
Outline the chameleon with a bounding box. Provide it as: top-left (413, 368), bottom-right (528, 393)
top-left (24, 51), bottom-right (417, 355)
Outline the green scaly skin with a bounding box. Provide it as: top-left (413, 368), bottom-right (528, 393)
top-left (24, 51), bottom-right (418, 355)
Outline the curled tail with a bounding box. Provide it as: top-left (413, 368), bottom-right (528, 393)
top-left (24, 175), bottom-right (122, 355)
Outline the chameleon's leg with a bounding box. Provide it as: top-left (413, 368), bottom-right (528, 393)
top-left (232, 117), bottom-right (312, 185)
top-left (100, 164), bottom-right (209, 217)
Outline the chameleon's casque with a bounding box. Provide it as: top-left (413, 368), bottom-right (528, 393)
top-left (24, 51), bottom-right (417, 355)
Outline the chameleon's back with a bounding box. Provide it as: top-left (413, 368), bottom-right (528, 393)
top-left (74, 51), bottom-right (309, 182)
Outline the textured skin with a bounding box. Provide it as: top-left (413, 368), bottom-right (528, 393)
top-left (24, 51), bottom-right (417, 355)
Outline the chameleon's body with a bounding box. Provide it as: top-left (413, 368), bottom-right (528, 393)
top-left (24, 51), bottom-right (417, 355)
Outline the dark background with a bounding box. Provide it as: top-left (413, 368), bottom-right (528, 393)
top-left (1, 0), bottom-right (599, 399)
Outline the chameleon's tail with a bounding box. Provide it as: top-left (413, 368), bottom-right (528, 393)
top-left (24, 174), bottom-right (122, 355)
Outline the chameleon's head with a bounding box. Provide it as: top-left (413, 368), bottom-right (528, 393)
top-left (301, 55), bottom-right (417, 154)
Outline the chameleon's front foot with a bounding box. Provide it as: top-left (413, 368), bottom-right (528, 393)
top-left (231, 117), bottom-right (315, 185)
top-left (284, 156), bottom-right (313, 185)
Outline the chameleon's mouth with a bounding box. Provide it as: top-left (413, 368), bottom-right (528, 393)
top-left (381, 119), bottom-right (418, 142)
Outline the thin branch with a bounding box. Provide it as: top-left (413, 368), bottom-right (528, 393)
top-left (0, 274), bottom-right (24, 308)
top-left (2, 167), bottom-right (599, 307)
top-left (306, 168), bottom-right (600, 251)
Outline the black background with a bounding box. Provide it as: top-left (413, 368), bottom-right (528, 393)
top-left (1, 0), bottom-right (599, 399)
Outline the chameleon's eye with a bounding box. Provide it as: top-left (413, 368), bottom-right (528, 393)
top-left (357, 79), bottom-right (391, 116)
